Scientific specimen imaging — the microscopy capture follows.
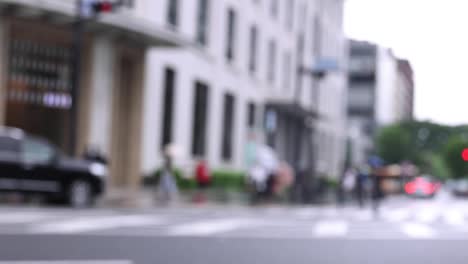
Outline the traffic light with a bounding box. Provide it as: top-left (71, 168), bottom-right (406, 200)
top-left (92, 1), bottom-right (114, 14)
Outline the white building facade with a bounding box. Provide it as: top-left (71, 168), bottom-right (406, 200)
top-left (140, 0), bottom-right (348, 180)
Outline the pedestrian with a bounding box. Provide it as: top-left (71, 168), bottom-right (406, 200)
top-left (355, 167), bottom-right (368, 208)
top-left (342, 168), bottom-right (357, 203)
top-left (368, 156), bottom-right (384, 216)
top-left (248, 163), bottom-right (269, 204)
top-left (193, 160), bottom-right (211, 203)
top-left (158, 145), bottom-right (179, 204)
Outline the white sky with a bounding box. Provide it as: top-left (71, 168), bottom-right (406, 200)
top-left (345, 0), bottom-right (468, 126)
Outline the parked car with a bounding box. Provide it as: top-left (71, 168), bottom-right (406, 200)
top-left (0, 127), bottom-right (106, 207)
top-left (404, 176), bottom-right (440, 198)
top-left (451, 179), bottom-right (468, 197)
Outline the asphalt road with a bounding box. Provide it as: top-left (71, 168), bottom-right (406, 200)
top-left (1, 192), bottom-right (468, 264)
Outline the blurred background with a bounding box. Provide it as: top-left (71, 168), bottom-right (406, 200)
top-left (1, 0), bottom-right (468, 263)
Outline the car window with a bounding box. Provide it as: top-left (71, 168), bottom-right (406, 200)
top-left (0, 136), bottom-right (20, 162)
top-left (22, 138), bottom-right (55, 164)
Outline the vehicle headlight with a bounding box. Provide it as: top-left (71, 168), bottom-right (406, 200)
top-left (90, 163), bottom-right (108, 177)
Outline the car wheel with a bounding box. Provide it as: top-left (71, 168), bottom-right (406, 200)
top-left (69, 180), bottom-right (93, 208)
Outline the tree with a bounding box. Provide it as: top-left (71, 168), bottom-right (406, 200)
top-left (376, 125), bottom-right (412, 164)
top-left (442, 136), bottom-right (468, 179)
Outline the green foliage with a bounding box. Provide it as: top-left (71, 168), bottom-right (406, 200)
top-left (376, 125), bottom-right (412, 164)
top-left (442, 136), bottom-right (468, 179)
top-left (211, 170), bottom-right (246, 191)
top-left (145, 168), bottom-right (247, 191)
top-left (423, 153), bottom-right (451, 180)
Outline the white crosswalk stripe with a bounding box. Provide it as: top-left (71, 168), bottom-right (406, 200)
top-left (30, 215), bottom-right (165, 234)
top-left (168, 218), bottom-right (261, 236)
top-left (313, 220), bottom-right (349, 237)
top-left (401, 222), bottom-right (437, 239)
top-left (0, 260), bottom-right (133, 264)
top-left (0, 212), bottom-right (52, 224)
top-left (414, 208), bottom-right (440, 223)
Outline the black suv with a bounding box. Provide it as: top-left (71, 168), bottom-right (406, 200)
top-left (0, 127), bottom-right (106, 207)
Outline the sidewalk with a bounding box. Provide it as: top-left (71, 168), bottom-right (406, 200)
top-left (99, 188), bottom-right (252, 209)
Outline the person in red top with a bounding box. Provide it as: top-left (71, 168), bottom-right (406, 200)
top-left (195, 160), bottom-right (211, 188)
top-left (193, 160), bottom-right (211, 203)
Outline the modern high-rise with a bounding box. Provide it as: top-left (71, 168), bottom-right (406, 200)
top-left (346, 40), bottom-right (414, 166)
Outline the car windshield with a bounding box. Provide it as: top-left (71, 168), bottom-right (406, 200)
top-left (1, 1), bottom-right (468, 264)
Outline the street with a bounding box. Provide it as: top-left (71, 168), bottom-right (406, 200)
top-left (1, 192), bottom-right (468, 264)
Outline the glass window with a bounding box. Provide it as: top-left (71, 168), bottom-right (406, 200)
top-left (249, 25), bottom-right (258, 74)
top-left (192, 81), bottom-right (209, 156)
top-left (221, 93), bottom-right (235, 160)
top-left (247, 102), bottom-right (256, 128)
top-left (0, 136), bottom-right (20, 161)
top-left (286, 0), bottom-right (295, 31)
top-left (161, 67), bottom-right (176, 148)
top-left (270, 0), bottom-right (278, 18)
top-left (22, 138), bottom-right (55, 164)
top-left (196, 0), bottom-right (210, 45)
top-left (267, 40), bottom-right (277, 82)
top-left (167, 0), bottom-right (179, 28)
top-left (283, 51), bottom-right (292, 91)
top-left (225, 8), bottom-right (237, 61)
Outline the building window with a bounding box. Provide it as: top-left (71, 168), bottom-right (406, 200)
top-left (221, 93), bottom-right (235, 160)
top-left (249, 25), bottom-right (258, 74)
top-left (166, 0), bottom-right (179, 28)
top-left (161, 67), bottom-right (176, 148)
top-left (225, 8), bottom-right (237, 61)
top-left (270, 0), bottom-right (278, 18)
top-left (196, 0), bottom-right (210, 45)
top-left (192, 81), bottom-right (209, 156)
top-left (247, 102), bottom-right (256, 128)
top-left (313, 16), bottom-right (322, 57)
top-left (283, 51), bottom-right (291, 91)
top-left (267, 39), bottom-right (276, 82)
top-left (285, 0), bottom-right (294, 31)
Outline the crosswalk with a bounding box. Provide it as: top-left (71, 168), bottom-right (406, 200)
top-left (1, 204), bottom-right (468, 240)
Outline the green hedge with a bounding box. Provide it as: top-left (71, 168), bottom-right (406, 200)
top-left (211, 170), bottom-right (246, 191)
top-left (144, 168), bottom-right (247, 191)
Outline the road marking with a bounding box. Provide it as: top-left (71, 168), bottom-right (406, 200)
top-left (294, 208), bottom-right (316, 219)
top-left (0, 261), bottom-right (132, 264)
top-left (401, 222), bottom-right (436, 239)
top-left (415, 208), bottom-right (440, 223)
top-left (168, 218), bottom-right (259, 236)
top-left (0, 212), bottom-right (52, 224)
top-left (30, 215), bottom-right (164, 234)
top-left (444, 210), bottom-right (465, 227)
top-left (352, 210), bottom-right (374, 221)
top-left (382, 208), bottom-right (410, 222)
top-left (313, 220), bottom-right (348, 237)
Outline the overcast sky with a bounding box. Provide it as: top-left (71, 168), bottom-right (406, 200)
top-left (345, 0), bottom-right (468, 126)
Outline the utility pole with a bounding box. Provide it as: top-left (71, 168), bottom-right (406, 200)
top-left (292, 33), bottom-right (305, 202)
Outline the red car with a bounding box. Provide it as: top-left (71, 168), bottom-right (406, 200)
top-left (404, 177), bottom-right (441, 198)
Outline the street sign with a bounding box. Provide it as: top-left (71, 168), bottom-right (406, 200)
top-left (265, 110), bottom-right (277, 133)
top-left (312, 58), bottom-right (340, 72)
